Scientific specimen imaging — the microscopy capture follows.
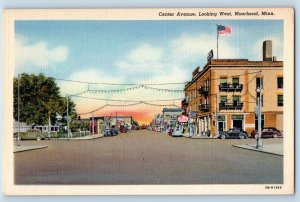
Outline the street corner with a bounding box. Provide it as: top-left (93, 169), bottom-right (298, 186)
top-left (232, 143), bottom-right (283, 156)
top-left (14, 145), bottom-right (48, 153)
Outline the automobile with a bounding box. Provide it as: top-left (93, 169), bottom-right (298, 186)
top-left (155, 126), bottom-right (162, 132)
top-left (120, 125), bottom-right (127, 133)
top-left (250, 127), bottom-right (283, 139)
top-left (172, 127), bottom-right (183, 137)
top-left (218, 128), bottom-right (248, 139)
top-left (167, 128), bottom-right (174, 136)
top-left (16, 129), bottom-right (49, 141)
top-left (104, 128), bottom-right (119, 137)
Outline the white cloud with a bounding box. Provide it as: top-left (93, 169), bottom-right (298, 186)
top-left (58, 68), bottom-right (126, 96)
top-left (15, 35), bottom-right (68, 69)
top-left (116, 43), bottom-right (165, 72)
top-left (169, 33), bottom-right (239, 62)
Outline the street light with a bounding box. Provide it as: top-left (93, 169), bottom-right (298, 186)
top-left (256, 76), bottom-right (263, 149)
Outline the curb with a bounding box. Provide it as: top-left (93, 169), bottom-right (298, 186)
top-left (14, 146), bottom-right (48, 153)
top-left (232, 145), bottom-right (283, 156)
top-left (57, 135), bottom-right (104, 141)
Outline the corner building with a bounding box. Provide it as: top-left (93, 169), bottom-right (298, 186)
top-left (184, 58), bottom-right (283, 137)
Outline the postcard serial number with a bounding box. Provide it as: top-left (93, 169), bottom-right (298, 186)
top-left (265, 186), bottom-right (282, 190)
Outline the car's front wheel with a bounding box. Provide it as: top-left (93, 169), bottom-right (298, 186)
top-left (239, 135), bottom-right (245, 139)
top-left (221, 134), bottom-right (226, 139)
top-left (274, 134), bottom-right (278, 138)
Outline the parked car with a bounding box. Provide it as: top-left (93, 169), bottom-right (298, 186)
top-left (120, 125), bottom-right (127, 133)
top-left (167, 128), bottom-right (174, 136)
top-left (16, 129), bottom-right (49, 141)
top-left (104, 128), bottom-right (119, 137)
top-left (250, 127), bottom-right (283, 139)
top-left (218, 128), bottom-right (248, 139)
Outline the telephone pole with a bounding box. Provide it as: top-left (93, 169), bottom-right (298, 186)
top-left (17, 74), bottom-right (20, 146)
top-left (67, 95), bottom-right (70, 139)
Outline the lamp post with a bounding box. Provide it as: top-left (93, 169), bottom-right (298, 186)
top-left (215, 94), bottom-right (218, 137)
top-left (256, 76), bottom-right (263, 149)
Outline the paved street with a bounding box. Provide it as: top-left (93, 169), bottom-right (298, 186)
top-left (14, 129), bottom-right (283, 185)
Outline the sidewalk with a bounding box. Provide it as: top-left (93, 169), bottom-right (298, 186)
top-left (14, 145), bottom-right (48, 153)
top-left (59, 133), bottom-right (104, 140)
top-left (183, 133), bottom-right (217, 139)
top-left (232, 143), bottom-right (283, 156)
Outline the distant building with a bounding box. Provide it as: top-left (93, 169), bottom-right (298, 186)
top-left (184, 40), bottom-right (283, 136)
top-left (162, 108), bottom-right (182, 125)
top-left (89, 116), bottom-right (133, 134)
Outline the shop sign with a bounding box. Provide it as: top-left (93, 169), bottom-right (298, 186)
top-left (178, 115), bottom-right (188, 123)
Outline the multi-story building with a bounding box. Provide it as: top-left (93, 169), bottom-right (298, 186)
top-left (183, 40), bottom-right (283, 136)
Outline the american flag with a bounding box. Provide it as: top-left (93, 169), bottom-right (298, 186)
top-left (217, 25), bottom-right (232, 35)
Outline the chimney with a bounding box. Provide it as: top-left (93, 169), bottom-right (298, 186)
top-left (263, 40), bottom-right (272, 61)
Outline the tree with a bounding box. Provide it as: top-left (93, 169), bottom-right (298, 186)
top-left (13, 73), bottom-right (76, 126)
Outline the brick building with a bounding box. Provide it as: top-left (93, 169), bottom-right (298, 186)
top-left (183, 40), bottom-right (283, 136)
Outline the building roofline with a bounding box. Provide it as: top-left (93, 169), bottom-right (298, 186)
top-left (185, 59), bottom-right (283, 90)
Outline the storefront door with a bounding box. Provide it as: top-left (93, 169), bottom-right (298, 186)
top-left (231, 115), bottom-right (244, 130)
top-left (218, 116), bottom-right (226, 132)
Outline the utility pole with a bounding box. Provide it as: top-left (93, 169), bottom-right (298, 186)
top-left (92, 113), bottom-right (94, 135)
top-left (67, 95), bottom-right (70, 140)
top-left (217, 25), bottom-right (219, 59)
top-left (17, 74), bottom-right (20, 146)
top-left (215, 94), bottom-right (219, 137)
top-left (256, 74), bottom-right (263, 149)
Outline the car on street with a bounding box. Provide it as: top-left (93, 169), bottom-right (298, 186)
top-left (166, 127), bottom-right (173, 136)
top-left (172, 125), bottom-right (183, 137)
top-left (155, 125), bottom-right (164, 132)
top-left (120, 125), bottom-right (127, 133)
top-left (104, 128), bottom-right (119, 137)
top-left (15, 129), bottom-right (49, 141)
top-left (218, 128), bottom-right (248, 139)
top-left (250, 127), bottom-right (283, 139)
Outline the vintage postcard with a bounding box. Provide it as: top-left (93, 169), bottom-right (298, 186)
top-left (2, 8), bottom-right (294, 195)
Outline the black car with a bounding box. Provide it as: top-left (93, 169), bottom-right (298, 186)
top-left (104, 128), bottom-right (119, 137)
top-left (218, 128), bottom-right (248, 139)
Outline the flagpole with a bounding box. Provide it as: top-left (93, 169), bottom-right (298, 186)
top-left (216, 24), bottom-right (219, 59)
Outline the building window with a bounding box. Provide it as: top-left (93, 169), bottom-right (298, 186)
top-left (256, 95), bottom-right (264, 106)
top-left (255, 114), bottom-right (265, 130)
top-left (220, 78), bottom-right (227, 85)
top-left (277, 77), bottom-right (283, 88)
top-left (233, 95), bottom-right (240, 102)
top-left (220, 96), bottom-right (227, 103)
top-left (278, 95), bottom-right (283, 106)
top-left (256, 77), bottom-right (263, 89)
top-left (232, 78), bottom-right (239, 85)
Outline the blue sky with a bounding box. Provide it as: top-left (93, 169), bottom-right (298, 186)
top-left (14, 20), bottom-right (283, 121)
top-left (15, 20), bottom-right (283, 82)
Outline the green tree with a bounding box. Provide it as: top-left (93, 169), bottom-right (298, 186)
top-left (13, 73), bottom-right (76, 126)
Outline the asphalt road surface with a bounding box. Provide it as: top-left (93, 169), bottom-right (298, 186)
top-left (14, 130), bottom-right (283, 185)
